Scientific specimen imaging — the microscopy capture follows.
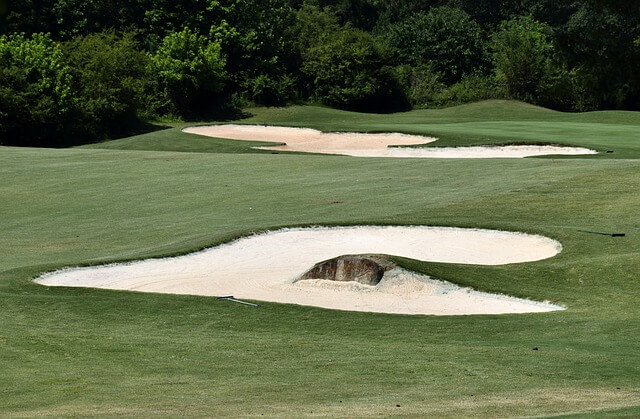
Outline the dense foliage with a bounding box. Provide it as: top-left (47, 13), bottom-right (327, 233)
top-left (1, 0), bottom-right (640, 145)
top-left (492, 17), bottom-right (560, 105)
top-left (382, 7), bottom-right (487, 84)
top-left (64, 32), bottom-right (151, 138)
top-left (150, 28), bottom-right (227, 117)
top-left (302, 28), bottom-right (407, 111)
top-left (0, 33), bottom-right (72, 146)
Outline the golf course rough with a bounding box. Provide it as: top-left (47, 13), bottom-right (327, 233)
top-left (183, 124), bottom-right (598, 158)
top-left (36, 226), bottom-right (565, 315)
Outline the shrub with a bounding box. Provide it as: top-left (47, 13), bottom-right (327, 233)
top-left (301, 29), bottom-right (408, 112)
top-left (394, 64), bottom-right (446, 108)
top-left (382, 7), bottom-right (488, 84)
top-left (243, 73), bottom-right (297, 106)
top-left (293, 5), bottom-right (341, 52)
top-left (0, 33), bottom-right (72, 146)
top-left (436, 74), bottom-right (506, 107)
top-left (63, 31), bottom-right (150, 138)
top-left (150, 27), bottom-right (227, 117)
top-left (491, 16), bottom-right (561, 104)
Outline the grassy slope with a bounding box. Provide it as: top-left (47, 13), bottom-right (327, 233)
top-left (83, 100), bottom-right (640, 158)
top-left (2, 101), bottom-right (640, 416)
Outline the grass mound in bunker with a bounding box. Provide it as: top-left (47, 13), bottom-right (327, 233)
top-left (297, 255), bottom-right (395, 286)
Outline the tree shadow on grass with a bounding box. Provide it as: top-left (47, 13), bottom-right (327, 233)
top-left (0, 103), bottom-right (256, 148)
top-left (180, 107), bottom-right (254, 124)
top-left (53, 120), bottom-right (172, 148)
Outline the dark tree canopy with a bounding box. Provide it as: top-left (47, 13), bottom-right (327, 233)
top-left (302, 28), bottom-right (408, 111)
top-left (2, 0), bottom-right (640, 146)
top-left (382, 7), bottom-right (487, 83)
top-left (0, 33), bottom-right (73, 146)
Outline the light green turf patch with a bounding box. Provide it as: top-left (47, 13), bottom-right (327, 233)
top-left (2, 101), bottom-right (640, 416)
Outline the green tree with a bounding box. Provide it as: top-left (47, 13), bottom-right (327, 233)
top-left (563, 1), bottom-right (640, 109)
top-left (150, 27), bottom-right (227, 116)
top-left (304, 0), bottom-right (380, 30)
top-left (242, 73), bottom-right (297, 106)
top-left (227, 0), bottom-right (298, 105)
top-left (393, 64), bottom-right (445, 108)
top-left (5, 0), bottom-right (57, 36)
top-left (491, 16), bottom-right (562, 104)
top-left (145, 0), bottom-right (298, 107)
top-left (382, 7), bottom-right (487, 83)
top-left (0, 33), bottom-right (72, 146)
top-left (143, 0), bottom-right (236, 48)
top-left (435, 74), bottom-right (506, 107)
top-left (63, 31), bottom-right (150, 138)
top-left (301, 28), bottom-right (407, 111)
top-left (452, 0), bottom-right (525, 26)
top-left (369, 0), bottom-right (435, 28)
top-left (293, 5), bottom-right (341, 52)
top-left (0, 0), bottom-right (10, 34)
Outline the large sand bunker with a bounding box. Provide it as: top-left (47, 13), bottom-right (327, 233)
top-left (183, 125), bottom-right (597, 158)
top-left (36, 226), bottom-right (564, 315)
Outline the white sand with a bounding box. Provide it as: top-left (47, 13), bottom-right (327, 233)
top-left (36, 226), bottom-right (565, 315)
top-left (183, 124), bottom-right (597, 158)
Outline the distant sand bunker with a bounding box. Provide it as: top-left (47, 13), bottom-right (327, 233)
top-left (36, 226), bottom-right (564, 315)
top-left (183, 125), bottom-right (597, 158)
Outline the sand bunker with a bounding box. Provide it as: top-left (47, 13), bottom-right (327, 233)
top-left (183, 125), bottom-right (597, 158)
top-left (36, 226), bottom-right (564, 315)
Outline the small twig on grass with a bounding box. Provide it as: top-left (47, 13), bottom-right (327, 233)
top-left (577, 230), bottom-right (626, 237)
top-left (216, 296), bottom-right (259, 307)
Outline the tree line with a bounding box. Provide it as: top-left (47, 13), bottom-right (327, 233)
top-left (1, 0), bottom-right (639, 146)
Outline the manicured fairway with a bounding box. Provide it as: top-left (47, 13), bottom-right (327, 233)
top-left (83, 100), bottom-right (640, 158)
top-left (2, 101), bottom-right (640, 416)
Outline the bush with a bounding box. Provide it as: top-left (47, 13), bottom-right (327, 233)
top-left (394, 64), bottom-right (446, 108)
top-left (394, 65), bottom-right (506, 108)
top-left (382, 7), bottom-right (488, 84)
top-left (491, 16), bottom-right (562, 104)
top-left (63, 32), bottom-right (150, 138)
top-left (301, 29), bottom-right (408, 112)
top-left (243, 73), bottom-right (297, 106)
top-left (563, 3), bottom-right (640, 110)
top-left (293, 5), bottom-right (341, 52)
top-left (150, 28), bottom-right (227, 117)
top-left (0, 33), bottom-right (73, 146)
top-left (567, 69), bottom-right (603, 112)
top-left (436, 75), bottom-right (506, 107)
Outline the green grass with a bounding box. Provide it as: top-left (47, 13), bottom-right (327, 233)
top-left (82, 100), bottom-right (640, 158)
top-left (2, 101), bottom-right (640, 417)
